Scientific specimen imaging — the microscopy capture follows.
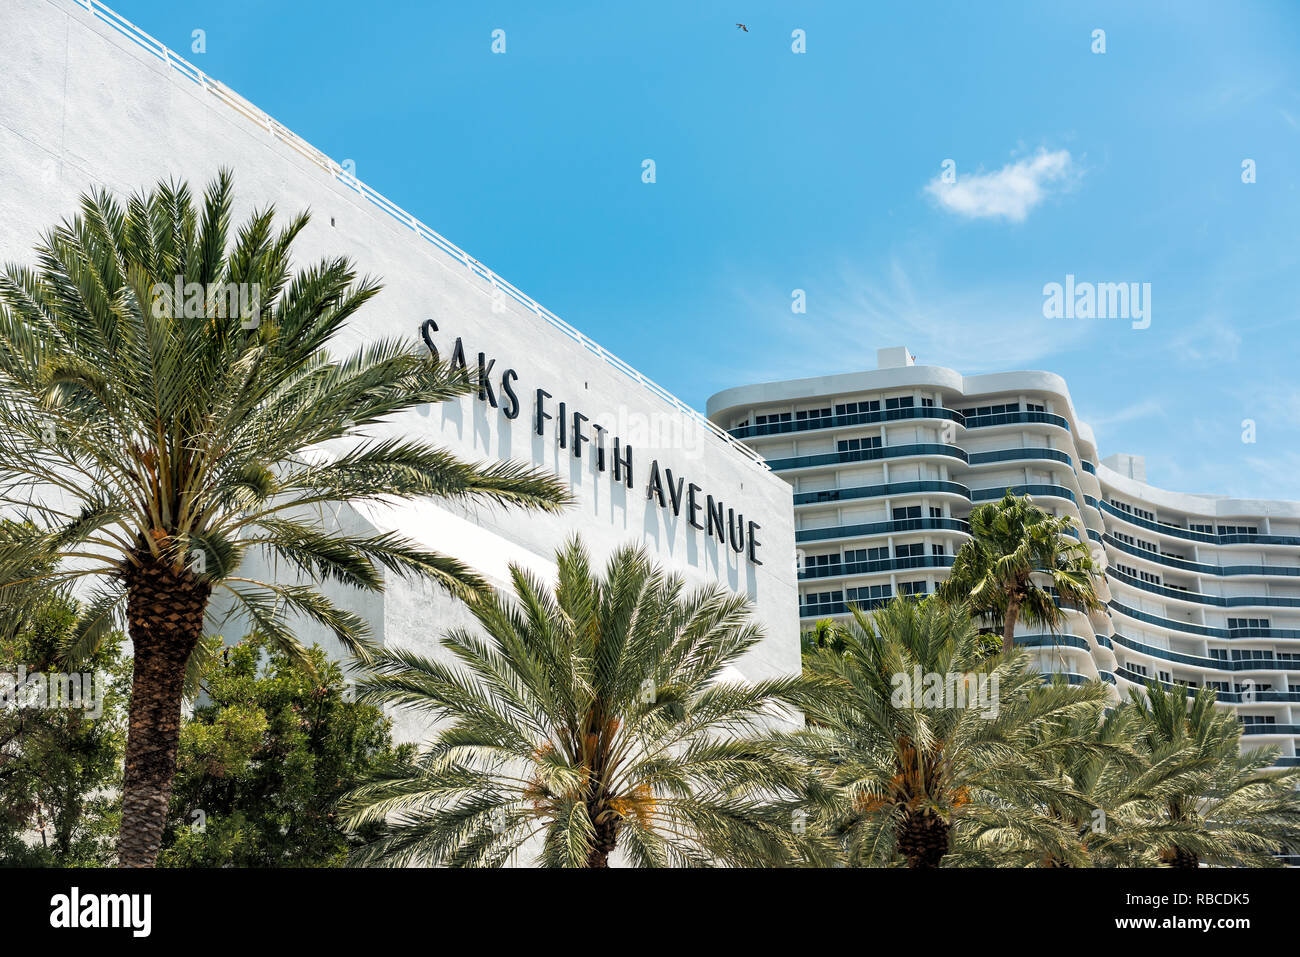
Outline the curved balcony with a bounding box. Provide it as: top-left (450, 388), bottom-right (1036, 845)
top-left (1107, 567), bottom-right (1300, 609)
top-left (1081, 460), bottom-right (1097, 475)
top-left (1099, 500), bottom-right (1300, 547)
top-left (1110, 632), bottom-right (1300, 674)
top-left (1108, 600), bottom-right (1300, 639)
top-left (799, 554), bottom-right (956, 581)
top-left (1111, 668), bottom-right (1300, 703)
top-left (795, 516), bottom-right (971, 544)
top-left (799, 596), bottom-right (893, 618)
top-left (1103, 534), bottom-right (1300, 579)
top-left (966, 447), bottom-right (1074, 469)
top-left (768, 442), bottom-right (968, 473)
top-left (793, 480), bottom-right (971, 507)
top-left (728, 405), bottom-right (964, 440)
top-left (971, 484), bottom-right (1077, 505)
top-left (963, 410), bottom-right (1071, 432)
top-left (1014, 633), bottom-right (1092, 652)
top-left (1043, 673), bottom-right (1096, 686)
top-left (1242, 724), bottom-right (1300, 736)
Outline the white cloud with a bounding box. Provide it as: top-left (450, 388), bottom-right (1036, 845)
top-left (925, 149), bottom-right (1076, 222)
top-left (1166, 314), bottom-right (1242, 363)
top-left (1081, 399), bottom-right (1165, 431)
top-left (730, 255), bottom-right (1092, 382)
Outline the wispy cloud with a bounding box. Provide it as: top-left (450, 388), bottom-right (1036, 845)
top-left (1081, 399), bottom-right (1165, 432)
top-left (729, 255), bottom-right (1093, 382)
top-left (1165, 313), bottom-right (1242, 363)
top-left (925, 149), bottom-right (1077, 222)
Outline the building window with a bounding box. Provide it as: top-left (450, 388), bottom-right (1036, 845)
top-left (835, 399), bottom-right (880, 416)
top-left (848, 584), bottom-right (891, 602)
top-left (796, 407), bottom-right (832, 423)
top-left (838, 436), bottom-right (882, 453)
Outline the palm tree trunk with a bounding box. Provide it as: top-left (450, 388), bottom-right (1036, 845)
top-left (1163, 847), bottom-right (1200, 868)
top-left (1001, 599), bottom-right (1021, 658)
top-left (586, 803), bottom-right (619, 868)
top-left (897, 809), bottom-right (950, 867)
top-left (118, 555), bottom-right (210, 868)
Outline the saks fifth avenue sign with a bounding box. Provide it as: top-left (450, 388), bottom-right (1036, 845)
top-left (420, 320), bottom-right (763, 565)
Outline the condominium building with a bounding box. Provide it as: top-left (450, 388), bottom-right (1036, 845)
top-left (708, 347), bottom-right (1300, 768)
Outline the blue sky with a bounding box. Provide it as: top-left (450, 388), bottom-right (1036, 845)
top-left (109, 0), bottom-right (1300, 500)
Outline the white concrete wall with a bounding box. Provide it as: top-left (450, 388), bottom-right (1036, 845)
top-left (0, 0), bottom-right (801, 744)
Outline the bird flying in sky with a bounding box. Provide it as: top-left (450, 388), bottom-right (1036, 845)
top-left (736, 23), bottom-right (748, 32)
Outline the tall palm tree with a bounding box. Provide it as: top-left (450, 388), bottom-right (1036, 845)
top-left (0, 171), bottom-right (571, 867)
top-left (788, 597), bottom-right (1108, 867)
top-left (939, 490), bottom-right (1102, 657)
top-left (342, 538), bottom-right (820, 867)
top-left (1131, 682), bottom-right (1300, 867)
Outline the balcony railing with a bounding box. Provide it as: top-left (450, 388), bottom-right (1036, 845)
top-left (1099, 501), bottom-right (1300, 546)
top-left (768, 443), bottom-right (968, 472)
top-left (799, 554), bottom-right (955, 581)
top-left (963, 410), bottom-right (1071, 431)
top-left (1103, 534), bottom-right (1300, 578)
top-left (1112, 668), bottom-right (1300, 703)
top-left (967, 448), bottom-right (1073, 468)
top-left (1015, 634), bottom-right (1092, 652)
top-left (1110, 632), bottom-right (1300, 673)
top-left (795, 516), bottom-right (971, 544)
top-left (793, 480), bottom-right (972, 507)
top-left (1108, 600), bottom-right (1300, 639)
top-left (728, 405), bottom-right (964, 440)
top-left (799, 596), bottom-right (895, 618)
top-left (1107, 567), bottom-right (1300, 609)
top-left (971, 484), bottom-right (1078, 504)
top-left (1242, 724), bottom-right (1300, 735)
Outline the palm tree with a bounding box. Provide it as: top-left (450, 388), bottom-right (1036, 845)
top-left (788, 597), bottom-right (1107, 867)
top-left (0, 171), bottom-right (571, 867)
top-left (801, 617), bottom-right (848, 655)
top-left (939, 490), bottom-right (1102, 658)
top-left (1131, 682), bottom-right (1300, 867)
top-left (342, 538), bottom-right (820, 867)
top-left (954, 702), bottom-right (1218, 867)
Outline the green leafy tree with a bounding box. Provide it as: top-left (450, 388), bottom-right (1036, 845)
top-left (0, 592), bottom-right (129, 866)
top-left (0, 171), bottom-right (570, 866)
top-left (159, 636), bottom-right (411, 867)
top-left (939, 490), bottom-right (1102, 657)
top-left (343, 537), bottom-right (820, 868)
top-left (1132, 682), bottom-right (1300, 868)
top-left (788, 597), bottom-right (1108, 867)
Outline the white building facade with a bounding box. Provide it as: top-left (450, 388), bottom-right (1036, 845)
top-left (0, 0), bottom-right (801, 743)
top-left (708, 347), bottom-right (1300, 771)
